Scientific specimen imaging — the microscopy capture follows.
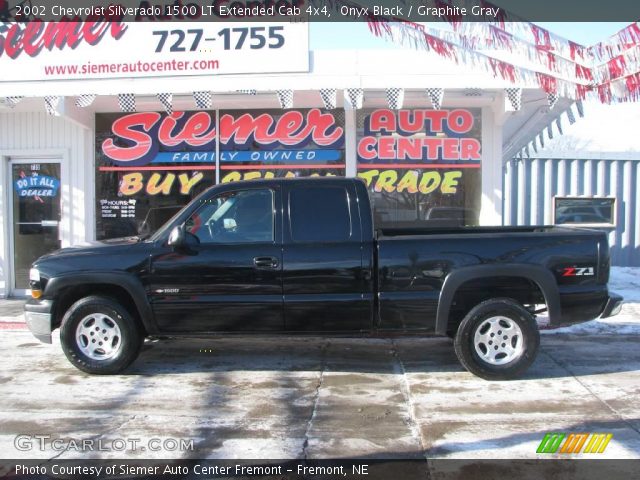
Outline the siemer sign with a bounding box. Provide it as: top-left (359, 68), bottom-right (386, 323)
top-left (0, 21), bottom-right (309, 81)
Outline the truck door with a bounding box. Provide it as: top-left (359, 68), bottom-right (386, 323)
top-left (282, 181), bottom-right (372, 331)
top-left (149, 186), bottom-right (283, 332)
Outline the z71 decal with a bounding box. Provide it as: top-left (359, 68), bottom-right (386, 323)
top-left (562, 267), bottom-right (595, 277)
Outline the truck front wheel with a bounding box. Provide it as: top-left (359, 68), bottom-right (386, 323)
top-left (453, 298), bottom-right (539, 380)
top-left (59, 295), bottom-right (143, 375)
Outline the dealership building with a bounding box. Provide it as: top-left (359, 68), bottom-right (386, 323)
top-left (1, 20), bottom-right (637, 297)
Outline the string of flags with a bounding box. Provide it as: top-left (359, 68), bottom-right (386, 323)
top-left (385, 88), bottom-right (404, 110)
top-left (319, 88), bottom-right (337, 110)
top-left (156, 93), bottom-right (173, 115)
top-left (505, 88), bottom-right (523, 111)
top-left (193, 91), bottom-right (212, 109)
top-left (2, 87), bottom-right (574, 116)
top-left (360, 15), bottom-right (640, 103)
top-left (43, 96), bottom-right (61, 116)
top-left (276, 90), bottom-right (294, 109)
top-left (2, 88), bottom-right (584, 157)
top-left (367, 20), bottom-right (594, 101)
top-left (117, 94), bottom-right (136, 113)
top-left (345, 88), bottom-right (364, 109)
top-left (5, 96), bottom-right (24, 108)
top-left (517, 101), bottom-right (585, 159)
top-left (75, 94), bottom-right (96, 108)
top-left (313, 0), bottom-right (640, 104)
top-left (426, 88), bottom-right (444, 110)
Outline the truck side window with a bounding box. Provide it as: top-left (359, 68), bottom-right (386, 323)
top-left (289, 186), bottom-right (352, 242)
top-left (186, 189), bottom-right (274, 244)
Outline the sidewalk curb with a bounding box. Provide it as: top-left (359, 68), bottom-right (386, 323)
top-left (0, 322), bottom-right (27, 330)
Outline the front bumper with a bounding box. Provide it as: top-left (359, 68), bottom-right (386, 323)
top-left (600, 292), bottom-right (624, 319)
top-left (24, 298), bottom-right (54, 344)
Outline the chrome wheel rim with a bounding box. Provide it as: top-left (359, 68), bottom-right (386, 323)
top-left (473, 316), bottom-right (524, 366)
top-left (75, 314), bottom-right (122, 361)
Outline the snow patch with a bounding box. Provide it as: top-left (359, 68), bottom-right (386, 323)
top-left (541, 267), bottom-right (640, 335)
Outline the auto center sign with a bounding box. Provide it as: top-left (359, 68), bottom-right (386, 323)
top-left (358, 109), bottom-right (482, 163)
top-left (0, 20), bottom-right (309, 81)
top-left (356, 108), bottom-right (482, 195)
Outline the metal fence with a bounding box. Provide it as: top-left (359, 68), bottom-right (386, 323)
top-left (504, 157), bottom-right (640, 266)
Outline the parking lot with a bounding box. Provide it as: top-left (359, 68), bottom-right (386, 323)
top-left (1, 326), bottom-right (639, 462)
top-left (0, 268), bottom-right (639, 466)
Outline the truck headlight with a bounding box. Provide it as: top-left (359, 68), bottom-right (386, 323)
top-left (29, 268), bottom-right (42, 299)
top-left (29, 268), bottom-right (40, 282)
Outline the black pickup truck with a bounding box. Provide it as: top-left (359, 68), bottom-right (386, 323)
top-left (25, 178), bottom-right (622, 379)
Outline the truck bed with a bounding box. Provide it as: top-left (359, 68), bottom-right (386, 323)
top-left (377, 225), bottom-right (588, 238)
top-left (374, 225), bottom-right (610, 332)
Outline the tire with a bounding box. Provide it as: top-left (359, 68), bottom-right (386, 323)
top-left (59, 295), bottom-right (143, 374)
top-left (453, 298), bottom-right (539, 380)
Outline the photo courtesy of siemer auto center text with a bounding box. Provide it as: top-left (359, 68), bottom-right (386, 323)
top-left (1, 0), bottom-right (640, 479)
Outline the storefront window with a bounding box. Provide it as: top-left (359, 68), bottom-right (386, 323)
top-left (96, 107), bottom-right (479, 237)
top-left (95, 111), bottom-right (216, 240)
top-left (218, 108), bottom-right (346, 183)
top-left (356, 108), bottom-right (482, 228)
top-left (95, 108), bottom-right (345, 240)
top-left (554, 197), bottom-right (615, 226)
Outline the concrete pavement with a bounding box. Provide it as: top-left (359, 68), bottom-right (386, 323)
top-left (0, 299), bottom-right (26, 330)
top-left (0, 331), bottom-right (639, 461)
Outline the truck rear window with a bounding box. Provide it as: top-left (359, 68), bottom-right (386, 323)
top-left (289, 186), bottom-right (352, 242)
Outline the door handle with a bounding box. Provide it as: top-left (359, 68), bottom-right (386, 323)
top-left (253, 256), bottom-right (279, 269)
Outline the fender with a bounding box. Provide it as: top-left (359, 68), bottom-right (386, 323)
top-left (435, 264), bottom-right (561, 335)
top-left (44, 272), bottom-right (157, 334)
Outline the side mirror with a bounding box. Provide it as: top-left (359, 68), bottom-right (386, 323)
top-left (168, 225), bottom-right (185, 247)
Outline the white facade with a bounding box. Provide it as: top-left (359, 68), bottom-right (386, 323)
top-left (0, 46), bottom-right (567, 297)
top-left (504, 102), bottom-right (640, 266)
top-left (0, 111), bottom-right (93, 295)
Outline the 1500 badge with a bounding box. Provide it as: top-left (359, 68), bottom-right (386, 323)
top-left (561, 267), bottom-right (595, 277)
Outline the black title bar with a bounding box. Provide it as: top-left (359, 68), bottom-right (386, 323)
top-left (0, 0), bottom-right (639, 22)
top-left (4, 459), bottom-right (640, 480)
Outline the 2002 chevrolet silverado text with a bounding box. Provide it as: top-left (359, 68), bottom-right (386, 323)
top-left (25, 178), bottom-right (623, 379)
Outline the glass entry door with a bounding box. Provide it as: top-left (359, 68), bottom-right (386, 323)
top-left (10, 161), bottom-right (61, 294)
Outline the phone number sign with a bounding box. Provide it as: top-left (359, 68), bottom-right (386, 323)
top-left (0, 21), bottom-right (309, 81)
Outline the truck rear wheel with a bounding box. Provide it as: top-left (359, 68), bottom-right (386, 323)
top-left (59, 295), bottom-right (143, 375)
top-left (453, 298), bottom-right (539, 380)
